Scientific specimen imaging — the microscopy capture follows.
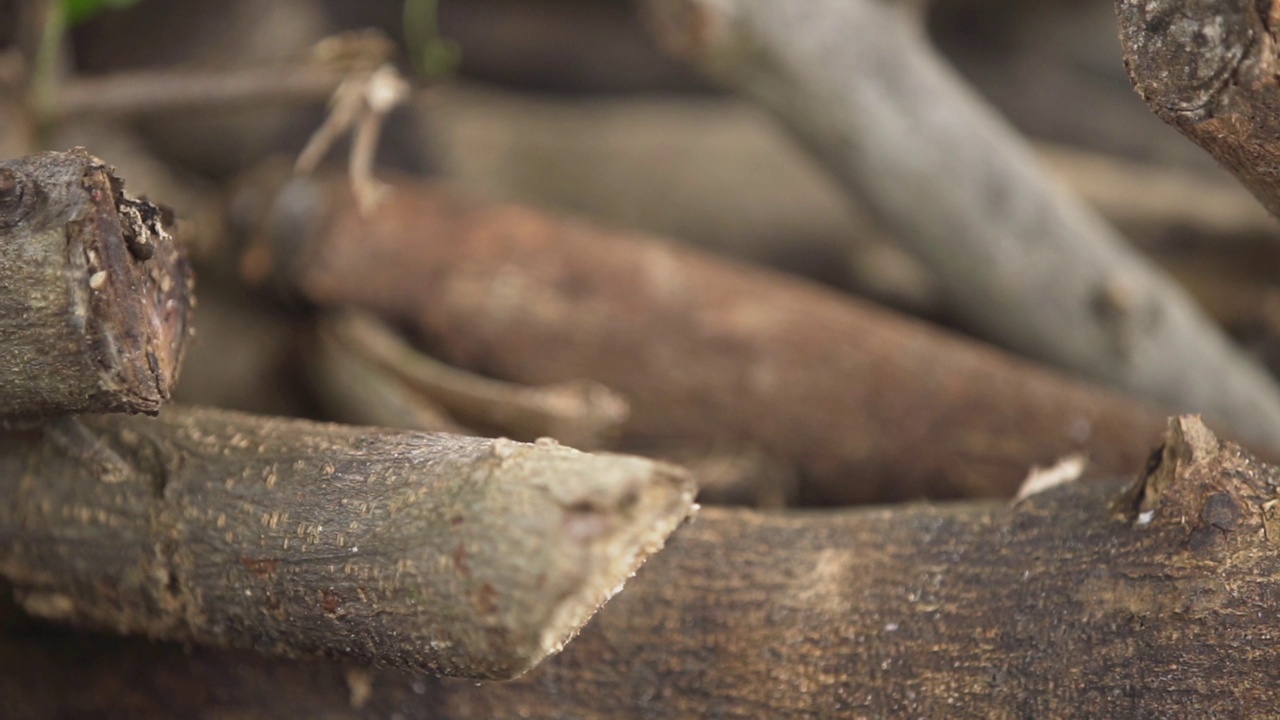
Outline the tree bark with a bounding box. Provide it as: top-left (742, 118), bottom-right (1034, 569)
top-left (0, 404), bottom-right (696, 679)
top-left (640, 0), bottom-right (1280, 452)
top-left (1117, 0), bottom-right (1280, 221)
top-left (241, 173), bottom-right (1175, 504)
top-left (0, 148), bottom-right (192, 422)
top-left (4, 416), bottom-right (1280, 717)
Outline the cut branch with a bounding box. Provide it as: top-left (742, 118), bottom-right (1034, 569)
top-left (1116, 0), bottom-right (1280, 219)
top-left (240, 174), bottom-right (1174, 504)
top-left (641, 0), bottom-right (1280, 450)
top-left (0, 404), bottom-right (696, 679)
top-left (4, 417), bottom-right (1280, 717)
top-left (0, 149), bottom-right (192, 422)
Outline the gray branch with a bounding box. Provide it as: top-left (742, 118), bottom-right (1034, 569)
top-left (641, 0), bottom-right (1280, 450)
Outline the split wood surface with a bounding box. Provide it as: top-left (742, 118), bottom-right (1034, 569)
top-left (0, 405), bottom-right (696, 679)
top-left (1117, 0), bottom-right (1280, 219)
top-left (5, 417), bottom-right (1280, 718)
top-left (0, 148), bottom-right (193, 422)
top-left (640, 0), bottom-right (1280, 451)
top-left (244, 173), bottom-right (1174, 504)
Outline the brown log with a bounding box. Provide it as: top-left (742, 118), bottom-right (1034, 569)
top-left (240, 173), bottom-right (1173, 504)
top-left (5, 416), bottom-right (1280, 717)
top-left (1117, 0), bottom-right (1280, 220)
top-left (0, 148), bottom-right (192, 422)
top-left (0, 404), bottom-right (696, 679)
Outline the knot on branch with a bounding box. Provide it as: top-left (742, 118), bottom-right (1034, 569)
top-left (1131, 415), bottom-right (1280, 550)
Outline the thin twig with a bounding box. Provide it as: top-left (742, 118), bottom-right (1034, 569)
top-left (318, 309), bottom-right (630, 449)
top-left (52, 66), bottom-right (350, 120)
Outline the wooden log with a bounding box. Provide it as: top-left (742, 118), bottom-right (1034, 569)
top-left (0, 148), bottom-right (192, 422)
top-left (4, 416), bottom-right (1280, 718)
top-left (0, 404), bottom-right (696, 679)
top-left (640, 0), bottom-right (1280, 451)
top-left (1117, 0), bottom-right (1280, 220)
top-left (241, 173), bottom-right (1172, 504)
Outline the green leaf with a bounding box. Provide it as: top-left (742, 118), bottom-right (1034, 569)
top-left (64, 0), bottom-right (143, 26)
top-left (403, 0), bottom-right (460, 80)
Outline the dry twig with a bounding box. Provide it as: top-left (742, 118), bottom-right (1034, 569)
top-left (315, 309), bottom-right (629, 449)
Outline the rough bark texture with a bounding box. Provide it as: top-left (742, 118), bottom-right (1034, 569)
top-left (0, 405), bottom-right (696, 679)
top-left (242, 174), bottom-right (1174, 504)
top-left (0, 148), bottom-right (192, 422)
top-left (640, 0), bottom-right (1280, 452)
top-left (1117, 0), bottom-right (1280, 220)
top-left (4, 417), bottom-right (1280, 718)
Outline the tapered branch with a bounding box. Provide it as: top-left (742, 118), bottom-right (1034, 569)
top-left (316, 310), bottom-right (630, 449)
top-left (239, 174), bottom-right (1174, 504)
top-left (1116, 0), bottom-right (1280, 219)
top-left (0, 149), bottom-right (192, 422)
top-left (5, 417), bottom-right (1280, 717)
top-left (0, 405), bottom-right (696, 679)
top-left (640, 0), bottom-right (1280, 451)
top-left (307, 316), bottom-right (469, 434)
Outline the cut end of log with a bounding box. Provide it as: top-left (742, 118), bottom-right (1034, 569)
top-left (0, 408), bottom-right (697, 680)
top-left (81, 150), bottom-right (194, 410)
top-left (1115, 0), bottom-right (1256, 116)
top-left (1131, 415), bottom-right (1280, 547)
top-left (0, 148), bottom-right (193, 421)
top-left (477, 437), bottom-right (698, 678)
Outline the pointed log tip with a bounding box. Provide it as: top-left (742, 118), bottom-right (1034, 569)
top-left (1130, 415), bottom-right (1280, 545)
top-left (482, 444), bottom-right (699, 680)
